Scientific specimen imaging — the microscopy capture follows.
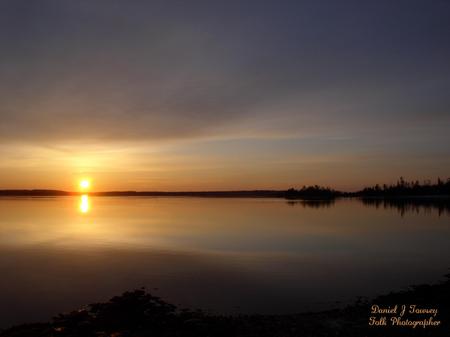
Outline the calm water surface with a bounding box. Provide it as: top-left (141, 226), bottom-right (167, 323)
top-left (0, 197), bottom-right (449, 327)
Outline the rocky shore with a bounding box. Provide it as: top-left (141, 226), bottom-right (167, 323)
top-left (1, 272), bottom-right (449, 337)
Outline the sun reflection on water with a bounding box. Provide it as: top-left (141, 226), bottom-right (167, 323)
top-left (79, 194), bottom-right (90, 213)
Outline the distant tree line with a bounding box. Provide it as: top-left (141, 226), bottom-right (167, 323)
top-left (285, 185), bottom-right (341, 200)
top-left (284, 178), bottom-right (450, 200)
top-left (1, 178), bottom-right (449, 199)
top-left (356, 177), bottom-right (450, 197)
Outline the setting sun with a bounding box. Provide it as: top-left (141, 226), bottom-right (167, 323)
top-left (79, 179), bottom-right (90, 190)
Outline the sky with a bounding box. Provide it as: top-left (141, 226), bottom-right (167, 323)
top-left (0, 0), bottom-right (449, 191)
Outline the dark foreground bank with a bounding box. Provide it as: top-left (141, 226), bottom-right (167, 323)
top-left (1, 273), bottom-right (449, 337)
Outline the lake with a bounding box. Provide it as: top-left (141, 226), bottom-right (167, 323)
top-left (0, 196), bottom-right (449, 328)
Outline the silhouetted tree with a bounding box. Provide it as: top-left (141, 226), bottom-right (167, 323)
top-left (357, 177), bottom-right (450, 197)
top-left (285, 185), bottom-right (341, 199)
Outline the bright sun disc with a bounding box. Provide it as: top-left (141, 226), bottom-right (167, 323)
top-left (79, 180), bottom-right (90, 189)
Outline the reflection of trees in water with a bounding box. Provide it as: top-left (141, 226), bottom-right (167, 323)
top-left (286, 199), bottom-right (335, 208)
top-left (361, 197), bottom-right (450, 217)
top-left (286, 197), bottom-right (450, 216)
top-left (285, 186), bottom-right (340, 200)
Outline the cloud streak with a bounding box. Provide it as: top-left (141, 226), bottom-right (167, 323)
top-left (1, 0), bottom-right (449, 144)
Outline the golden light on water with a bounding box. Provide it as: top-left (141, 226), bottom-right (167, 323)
top-left (79, 194), bottom-right (90, 213)
top-left (78, 179), bottom-right (91, 213)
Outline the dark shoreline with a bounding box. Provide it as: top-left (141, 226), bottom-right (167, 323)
top-left (0, 189), bottom-right (285, 198)
top-left (1, 189), bottom-right (449, 199)
top-left (1, 273), bottom-right (449, 337)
